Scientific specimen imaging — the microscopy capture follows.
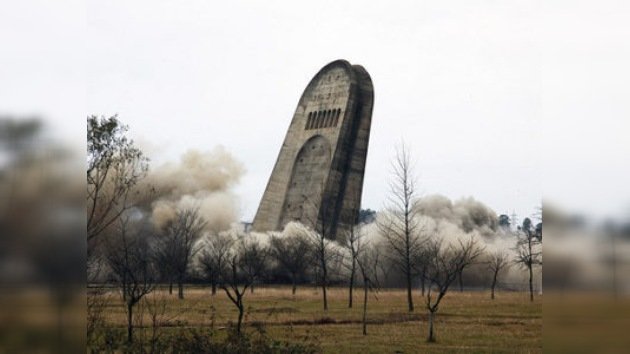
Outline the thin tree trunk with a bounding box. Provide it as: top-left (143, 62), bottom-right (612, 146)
top-left (251, 283), bottom-right (254, 294)
top-left (427, 310), bottom-right (435, 342)
top-left (420, 270), bottom-right (426, 297)
top-left (178, 281), bottom-right (184, 299)
top-left (237, 300), bottom-right (244, 334)
top-left (406, 212), bottom-right (414, 312)
top-left (211, 281), bottom-right (217, 296)
top-left (150, 316), bottom-right (158, 354)
top-left (528, 239), bottom-right (534, 302)
top-left (321, 249), bottom-right (328, 311)
top-left (126, 303), bottom-right (133, 343)
top-left (291, 276), bottom-right (297, 295)
top-left (406, 269), bottom-right (414, 312)
top-left (349, 260), bottom-right (355, 308)
top-left (322, 272), bottom-right (328, 311)
top-left (168, 280), bottom-right (173, 295)
top-left (491, 271), bottom-right (498, 300)
top-left (529, 263), bottom-right (534, 302)
top-left (458, 270), bottom-right (463, 292)
top-left (362, 278), bottom-right (368, 335)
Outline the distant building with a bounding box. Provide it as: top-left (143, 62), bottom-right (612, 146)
top-left (240, 221), bottom-right (253, 233)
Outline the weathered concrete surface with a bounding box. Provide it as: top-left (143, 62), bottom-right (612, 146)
top-left (252, 60), bottom-right (374, 240)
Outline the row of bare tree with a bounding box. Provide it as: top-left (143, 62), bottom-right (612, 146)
top-left (87, 116), bottom-right (541, 344)
top-left (370, 144), bottom-right (541, 341)
top-left (97, 210), bottom-right (526, 344)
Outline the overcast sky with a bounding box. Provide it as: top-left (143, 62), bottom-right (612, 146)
top-left (84, 0), bottom-right (542, 222)
top-left (6, 1), bottom-right (629, 223)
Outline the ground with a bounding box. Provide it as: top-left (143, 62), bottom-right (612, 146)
top-left (96, 286), bottom-right (542, 353)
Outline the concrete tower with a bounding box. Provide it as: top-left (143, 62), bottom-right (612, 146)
top-left (252, 59), bottom-right (374, 240)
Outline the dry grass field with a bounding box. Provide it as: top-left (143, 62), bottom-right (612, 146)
top-left (95, 285), bottom-right (542, 353)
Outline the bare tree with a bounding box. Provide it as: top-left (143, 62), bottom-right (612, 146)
top-left (87, 248), bottom-right (107, 346)
top-left (378, 144), bottom-right (424, 312)
top-left (154, 233), bottom-right (176, 295)
top-left (104, 217), bottom-right (156, 344)
top-left (217, 235), bottom-right (268, 334)
top-left (198, 232), bottom-right (234, 295)
top-left (303, 226), bottom-right (340, 311)
top-left (344, 221), bottom-right (363, 308)
top-left (487, 251), bottom-right (510, 300)
top-left (514, 217), bottom-right (543, 301)
top-left (456, 256), bottom-right (477, 292)
top-left (269, 231), bottom-right (312, 295)
top-left (144, 293), bottom-right (168, 354)
top-left (240, 235), bottom-right (269, 294)
top-left (87, 115), bottom-right (148, 242)
top-left (356, 240), bottom-right (381, 335)
top-left (87, 287), bottom-right (107, 347)
top-left (457, 269), bottom-right (464, 292)
top-left (155, 207), bottom-right (207, 299)
top-left (143, 290), bottom-right (188, 353)
top-left (302, 184), bottom-right (340, 311)
top-left (412, 248), bottom-right (430, 296)
top-left (424, 236), bottom-right (484, 342)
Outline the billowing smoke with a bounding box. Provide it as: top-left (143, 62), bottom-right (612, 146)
top-left (202, 193), bottom-right (538, 290)
top-left (140, 147), bottom-right (245, 233)
top-left (414, 194), bottom-right (499, 239)
top-left (363, 194), bottom-right (539, 289)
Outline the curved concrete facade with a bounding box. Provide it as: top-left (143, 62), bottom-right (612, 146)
top-left (252, 60), bottom-right (374, 240)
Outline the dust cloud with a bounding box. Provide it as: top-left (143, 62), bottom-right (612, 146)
top-left (140, 147), bottom-right (245, 233)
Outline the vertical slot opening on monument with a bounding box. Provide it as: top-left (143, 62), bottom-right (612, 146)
top-left (306, 112), bottom-right (312, 130)
top-left (326, 110), bottom-right (332, 127)
top-left (317, 112), bottom-right (323, 129)
top-left (334, 109), bottom-right (340, 126)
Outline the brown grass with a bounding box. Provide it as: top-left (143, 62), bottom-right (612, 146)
top-left (97, 285), bottom-right (542, 353)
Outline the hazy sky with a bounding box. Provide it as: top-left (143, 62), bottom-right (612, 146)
top-left (83, 0), bottom-right (542, 222)
top-left (3, 1), bottom-right (629, 222)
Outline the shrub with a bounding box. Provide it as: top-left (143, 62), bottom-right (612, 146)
top-left (88, 325), bottom-right (321, 353)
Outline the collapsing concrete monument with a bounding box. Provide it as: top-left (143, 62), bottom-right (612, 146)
top-left (252, 60), bottom-right (374, 240)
